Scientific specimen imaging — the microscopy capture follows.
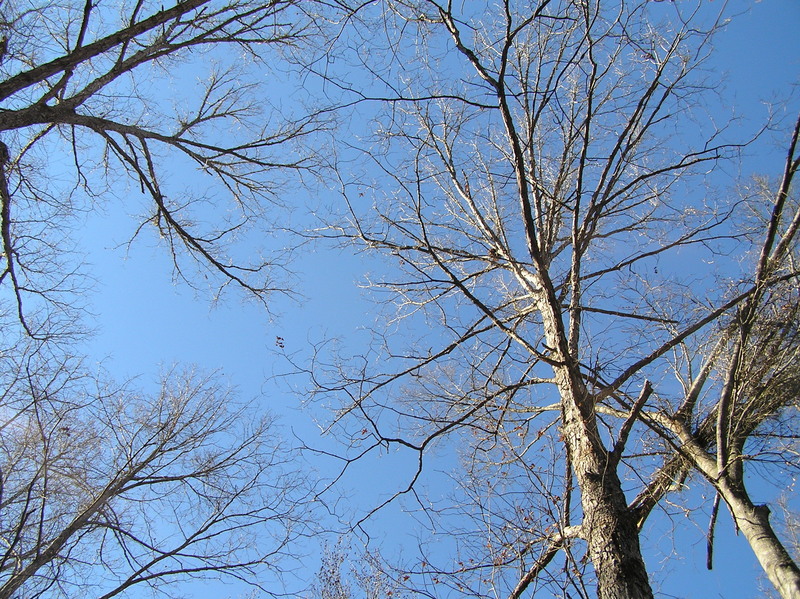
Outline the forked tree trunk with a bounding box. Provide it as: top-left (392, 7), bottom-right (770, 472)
top-left (668, 427), bottom-right (800, 599)
top-left (721, 483), bottom-right (800, 599)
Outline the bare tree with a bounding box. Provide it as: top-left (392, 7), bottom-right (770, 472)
top-left (626, 116), bottom-right (800, 599)
top-left (300, 1), bottom-right (800, 598)
top-left (0, 0), bottom-right (322, 340)
top-left (0, 340), bottom-right (312, 598)
top-left (309, 540), bottom-right (410, 599)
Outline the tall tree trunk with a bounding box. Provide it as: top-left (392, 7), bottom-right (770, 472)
top-left (542, 296), bottom-right (654, 599)
top-left (561, 394), bottom-right (654, 599)
top-left (721, 483), bottom-right (800, 599)
top-left (664, 423), bottom-right (800, 599)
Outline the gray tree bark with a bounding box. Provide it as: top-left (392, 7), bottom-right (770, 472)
top-left (725, 488), bottom-right (800, 599)
top-left (541, 293), bottom-right (654, 599)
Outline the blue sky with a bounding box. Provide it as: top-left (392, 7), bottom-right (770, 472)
top-left (72, 1), bottom-right (800, 597)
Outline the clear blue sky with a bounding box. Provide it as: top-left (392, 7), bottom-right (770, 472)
top-left (77, 1), bottom-right (799, 597)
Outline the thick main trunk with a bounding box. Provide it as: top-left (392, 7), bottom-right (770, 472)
top-left (722, 484), bottom-right (800, 599)
top-left (539, 291), bottom-right (653, 599)
top-left (562, 399), bottom-right (654, 599)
